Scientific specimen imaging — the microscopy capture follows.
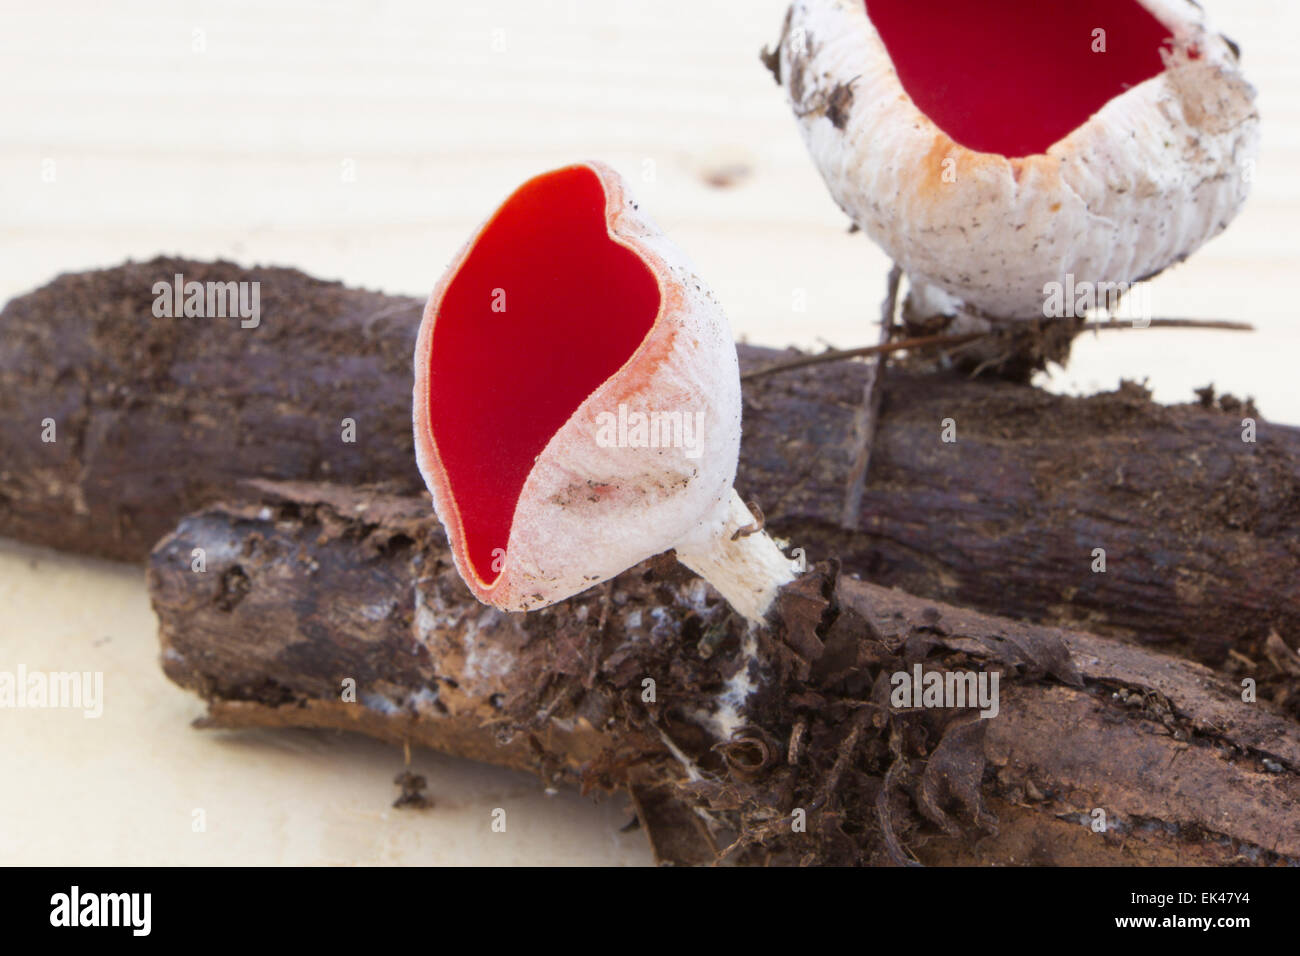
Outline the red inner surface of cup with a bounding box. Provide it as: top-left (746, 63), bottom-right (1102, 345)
top-left (865, 0), bottom-right (1176, 156)
top-left (428, 166), bottom-right (660, 584)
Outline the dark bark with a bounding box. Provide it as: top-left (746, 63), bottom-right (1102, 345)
top-left (4, 258), bottom-right (1298, 666)
top-left (0, 258), bottom-right (424, 560)
top-left (148, 481), bottom-right (1300, 866)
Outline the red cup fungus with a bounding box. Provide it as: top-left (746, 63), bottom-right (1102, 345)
top-left (413, 162), bottom-right (800, 624)
top-left (772, 0), bottom-right (1259, 325)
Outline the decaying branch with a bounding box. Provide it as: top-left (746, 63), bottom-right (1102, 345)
top-left (3, 259), bottom-right (1298, 666)
top-left (148, 481), bottom-right (1300, 866)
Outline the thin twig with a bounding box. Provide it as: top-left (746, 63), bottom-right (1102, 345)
top-left (741, 331), bottom-right (988, 381)
top-left (1084, 318), bottom-right (1254, 332)
top-left (808, 708), bottom-right (873, 813)
top-left (740, 317), bottom-right (1255, 382)
top-left (840, 264), bottom-right (900, 530)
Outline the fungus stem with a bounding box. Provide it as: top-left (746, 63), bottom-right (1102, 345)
top-left (674, 490), bottom-right (800, 624)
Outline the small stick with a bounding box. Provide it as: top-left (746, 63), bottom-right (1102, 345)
top-left (1084, 318), bottom-right (1254, 332)
top-left (808, 707), bottom-right (874, 812)
top-left (840, 264), bottom-right (901, 530)
top-left (741, 331), bottom-right (988, 381)
top-left (741, 317), bottom-right (1255, 382)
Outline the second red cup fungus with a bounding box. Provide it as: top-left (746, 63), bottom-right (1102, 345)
top-left (771, 0), bottom-right (1259, 326)
top-left (414, 162), bottom-right (799, 624)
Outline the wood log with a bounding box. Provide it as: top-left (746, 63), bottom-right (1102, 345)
top-left (0, 258), bottom-right (424, 560)
top-left (147, 480), bottom-right (1300, 866)
top-left (3, 258), bottom-right (1298, 666)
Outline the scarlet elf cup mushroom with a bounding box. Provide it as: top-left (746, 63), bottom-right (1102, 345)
top-left (769, 0), bottom-right (1259, 352)
top-left (413, 162), bottom-right (800, 624)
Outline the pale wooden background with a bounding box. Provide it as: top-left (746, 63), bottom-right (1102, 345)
top-left (1, 0), bottom-right (1296, 865)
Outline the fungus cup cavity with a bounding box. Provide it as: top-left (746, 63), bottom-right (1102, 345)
top-left (865, 0), bottom-right (1177, 158)
top-left (773, 0), bottom-right (1259, 326)
top-left (414, 162), bottom-right (799, 624)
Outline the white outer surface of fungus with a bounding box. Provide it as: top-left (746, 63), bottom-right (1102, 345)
top-left (776, 0), bottom-right (1260, 320)
top-left (415, 162), bottom-right (798, 623)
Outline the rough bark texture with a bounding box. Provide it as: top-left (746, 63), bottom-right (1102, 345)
top-left (3, 259), bottom-right (1298, 667)
top-left (149, 481), bottom-right (1300, 866)
top-left (0, 258), bottom-right (424, 560)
